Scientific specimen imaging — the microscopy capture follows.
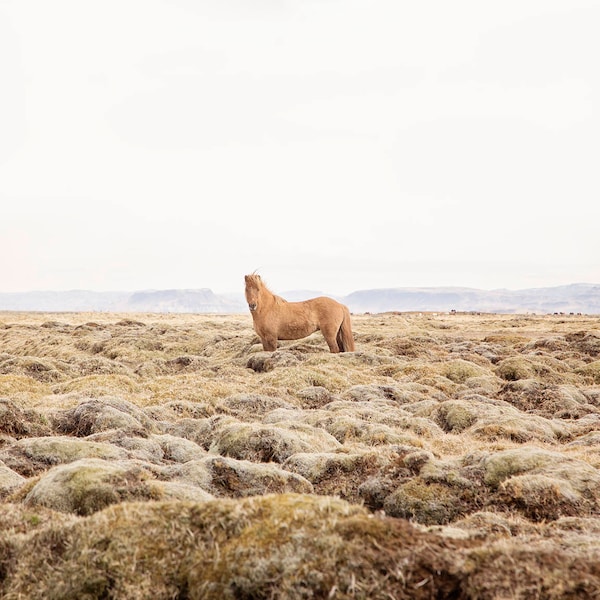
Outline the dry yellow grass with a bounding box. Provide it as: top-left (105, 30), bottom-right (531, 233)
top-left (0, 310), bottom-right (599, 598)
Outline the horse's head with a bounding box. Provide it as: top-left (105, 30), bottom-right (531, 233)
top-left (244, 274), bottom-right (262, 312)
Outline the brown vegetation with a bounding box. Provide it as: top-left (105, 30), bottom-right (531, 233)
top-left (0, 310), bottom-right (599, 598)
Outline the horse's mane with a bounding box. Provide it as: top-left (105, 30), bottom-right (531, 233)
top-left (245, 273), bottom-right (263, 288)
top-left (246, 273), bottom-right (287, 305)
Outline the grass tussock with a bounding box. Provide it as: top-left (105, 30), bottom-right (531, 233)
top-left (0, 310), bottom-right (599, 597)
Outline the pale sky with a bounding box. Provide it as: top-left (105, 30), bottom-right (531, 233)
top-left (1, 1), bottom-right (599, 296)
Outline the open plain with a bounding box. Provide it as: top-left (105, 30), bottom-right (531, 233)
top-left (1, 310), bottom-right (600, 599)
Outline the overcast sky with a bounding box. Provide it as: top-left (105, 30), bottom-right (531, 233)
top-left (1, 1), bottom-right (599, 296)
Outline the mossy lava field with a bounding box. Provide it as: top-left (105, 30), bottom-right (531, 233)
top-left (1, 310), bottom-right (600, 599)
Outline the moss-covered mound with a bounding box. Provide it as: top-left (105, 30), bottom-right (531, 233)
top-left (0, 494), bottom-right (462, 599)
top-left (2, 494), bottom-right (600, 599)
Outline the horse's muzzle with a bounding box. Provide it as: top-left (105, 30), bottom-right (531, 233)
top-left (248, 303), bottom-right (257, 312)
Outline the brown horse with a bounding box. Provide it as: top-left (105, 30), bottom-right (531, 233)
top-left (244, 274), bottom-right (355, 353)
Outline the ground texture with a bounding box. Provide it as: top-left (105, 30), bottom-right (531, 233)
top-left (1, 311), bottom-right (600, 598)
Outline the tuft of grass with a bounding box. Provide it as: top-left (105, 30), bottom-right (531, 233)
top-left (575, 360), bottom-right (600, 383)
top-left (0, 374), bottom-right (52, 402)
top-left (22, 458), bottom-right (164, 516)
top-left (0, 398), bottom-right (51, 439)
top-left (209, 421), bottom-right (341, 463)
top-left (441, 359), bottom-right (489, 384)
top-left (495, 357), bottom-right (535, 381)
top-left (383, 479), bottom-right (470, 525)
top-left (0, 436), bottom-right (127, 477)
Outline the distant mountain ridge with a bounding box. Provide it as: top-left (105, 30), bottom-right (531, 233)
top-left (343, 284), bottom-right (600, 314)
top-left (0, 289), bottom-right (244, 314)
top-left (1, 284), bottom-right (599, 314)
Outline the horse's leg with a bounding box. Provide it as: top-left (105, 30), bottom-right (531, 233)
top-left (320, 325), bottom-right (340, 353)
top-left (261, 335), bottom-right (278, 352)
top-left (336, 328), bottom-right (344, 352)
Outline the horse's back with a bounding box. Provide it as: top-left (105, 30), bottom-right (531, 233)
top-left (310, 296), bottom-right (352, 325)
top-left (302, 296), bottom-right (344, 308)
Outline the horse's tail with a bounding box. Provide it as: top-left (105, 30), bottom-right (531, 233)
top-left (337, 306), bottom-right (355, 352)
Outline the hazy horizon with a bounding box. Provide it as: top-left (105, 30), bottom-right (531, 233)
top-left (2, 280), bottom-right (599, 297)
